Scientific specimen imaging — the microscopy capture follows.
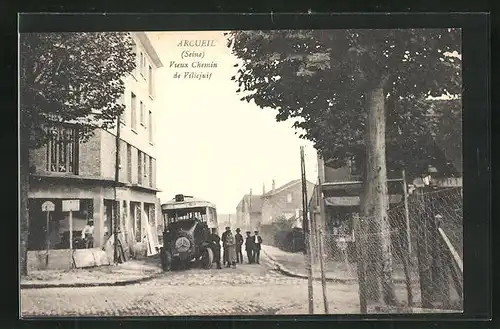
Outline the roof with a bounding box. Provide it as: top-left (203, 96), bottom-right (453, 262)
top-left (134, 32), bottom-right (164, 68)
top-left (263, 179), bottom-right (314, 197)
top-left (241, 194), bottom-right (264, 213)
top-left (161, 196), bottom-right (216, 210)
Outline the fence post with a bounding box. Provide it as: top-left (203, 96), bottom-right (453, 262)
top-left (402, 170), bottom-right (411, 255)
top-left (318, 229), bottom-right (329, 314)
top-left (432, 214), bottom-right (450, 308)
top-left (352, 213), bottom-right (367, 314)
top-left (317, 175), bottom-right (329, 314)
top-left (415, 188), bottom-right (433, 308)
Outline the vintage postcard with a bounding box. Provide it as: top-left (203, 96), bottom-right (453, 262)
top-left (19, 26), bottom-right (465, 317)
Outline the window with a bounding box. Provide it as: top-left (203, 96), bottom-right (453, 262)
top-left (149, 157), bottom-right (153, 187)
top-left (46, 125), bottom-right (79, 174)
top-left (131, 92), bottom-right (137, 130)
top-left (143, 154), bottom-right (148, 183)
top-left (148, 65), bottom-right (154, 97)
top-left (137, 150), bottom-right (143, 184)
top-left (148, 110), bottom-right (153, 143)
top-left (119, 93), bottom-right (126, 124)
top-left (139, 52), bottom-right (144, 76)
top-left (287, 193), bottom-right (293, 203)
top-left (131, 42), bottom-right (137, 77)
top-left (140, 101), bottom-right (145, 125)
top-left (126, 144), bottom-right (132, 182)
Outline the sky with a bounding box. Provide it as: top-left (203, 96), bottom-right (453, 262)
top-left (147, 31), bottom-right (318, 214)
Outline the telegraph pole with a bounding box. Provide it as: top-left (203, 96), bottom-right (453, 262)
top-left (113, 116), bottom-right (121, 264)
top-left (300, 146), bottom-right (314, 314)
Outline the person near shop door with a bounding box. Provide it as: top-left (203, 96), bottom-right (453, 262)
top-left (81, 219), bottom-right (95, 248)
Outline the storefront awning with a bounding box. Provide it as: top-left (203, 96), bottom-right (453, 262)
top-left (325, 195), bottom-right (402, 206)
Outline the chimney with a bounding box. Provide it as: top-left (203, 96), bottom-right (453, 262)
top-left (272, 179), bottom-right (276, 193)
top-left (262, 183), bottom-right (266, 195)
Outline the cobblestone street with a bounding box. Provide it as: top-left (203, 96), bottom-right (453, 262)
top-left (21, 255), bottom-right (361, 316)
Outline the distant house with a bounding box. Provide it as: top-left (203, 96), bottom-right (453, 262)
top-left (235, 194), bottom-right (263, 232)
top-left (261, 179), bottom-right (315, 227)
top-left (217, 213), bottom-right (236, 233)
top-left (311, 155), bottom-right (404, 237)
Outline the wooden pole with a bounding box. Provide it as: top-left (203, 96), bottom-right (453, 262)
top-left (317, 176), bottom-right (329, 314)
top-left (69, 209), bottom-right (73, 268)
top-left (45, 211), bottom-right (50, 267)
top-left (402, 169), bottom-right (412, 255)
top-left (300, 146), bottom-right (314, 314)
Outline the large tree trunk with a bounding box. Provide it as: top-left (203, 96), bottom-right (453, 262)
top-left (19, 125), bottom-right (30, 277)
top-left (360, 76), bottom-right (398, 307)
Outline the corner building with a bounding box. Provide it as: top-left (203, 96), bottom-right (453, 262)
top-left (27, 32), bottom-right (164, 263)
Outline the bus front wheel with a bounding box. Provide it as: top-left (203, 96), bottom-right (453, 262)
top-left (201, 248), bottom-right (214, 269)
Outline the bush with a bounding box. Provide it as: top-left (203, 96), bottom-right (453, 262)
top-left (274, 228), bottom-right (305, 253)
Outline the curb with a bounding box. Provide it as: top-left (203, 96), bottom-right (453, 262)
top-left (20, 271), bottom-right (163, 289)
top-left (261, 248), bottom-right (407, 284)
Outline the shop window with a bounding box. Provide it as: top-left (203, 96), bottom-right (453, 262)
top-left (134, 203), bottom-right (142, 242)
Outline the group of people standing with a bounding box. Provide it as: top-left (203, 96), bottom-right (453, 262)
top-left (209, 227), bottom-right (263, 269)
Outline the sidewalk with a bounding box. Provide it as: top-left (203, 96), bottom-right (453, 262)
top-left (21, 256), bottom-right (163, 289)
top-left (262, 245), bottom-right (408, 283)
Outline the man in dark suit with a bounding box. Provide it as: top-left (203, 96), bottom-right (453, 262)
top-left (245, 231), bottom-right (255, 264)
top-left (209, 228), bottom-right (222, 269)
top-left (234, 228), bottom-right (244, 264)
top-left (252, 230), bottom-right (263, 264)
top-left (221, 226), bottom-right (231, 267)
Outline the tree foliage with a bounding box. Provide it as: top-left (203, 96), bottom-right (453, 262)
top-left (20, 32), bottom-right (136, 148)
top-left (226, 29), bottom-right (462, 178)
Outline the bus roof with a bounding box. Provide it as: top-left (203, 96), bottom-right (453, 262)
top-left (161, 196), bottom-right (216, 211)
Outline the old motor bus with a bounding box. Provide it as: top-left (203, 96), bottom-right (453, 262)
top-left (159, 194), bottom-right (218, 271)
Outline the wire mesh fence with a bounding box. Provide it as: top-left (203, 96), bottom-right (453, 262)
top-left (307, 186), bottom-right (463, 314)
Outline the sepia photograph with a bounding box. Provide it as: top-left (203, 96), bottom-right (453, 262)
top-left (19, 25), bottom-right (464, 317)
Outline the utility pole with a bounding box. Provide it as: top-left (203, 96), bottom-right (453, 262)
top-left (300, 146), bottom-right (314, 314)
top-left (113, 116), bottom-right (121, 265)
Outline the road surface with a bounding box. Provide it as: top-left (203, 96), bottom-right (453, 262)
top-left (21, 255), bottom-right (360, 317)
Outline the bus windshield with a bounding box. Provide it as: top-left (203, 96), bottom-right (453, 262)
top-left (165, 207), bottom-right (208, 224)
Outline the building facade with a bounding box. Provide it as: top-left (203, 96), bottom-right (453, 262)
top-left (27, 32), bottom-right (163, 259)
top-left (235, 194), bottom-right (263, 232)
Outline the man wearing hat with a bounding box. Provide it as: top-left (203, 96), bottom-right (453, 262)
top-left (221, 226), bottom-right (231, 266)
top-left (81, 219), bottom-right (95, 249)
top-left (234, 228), bottom-right (244, 264)
top-left (252, 230), bottom-right (263, 264)
top-left (245, 231), bottom-right (255, 264)
top-left (209, 228), bottom-right (222, 269)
